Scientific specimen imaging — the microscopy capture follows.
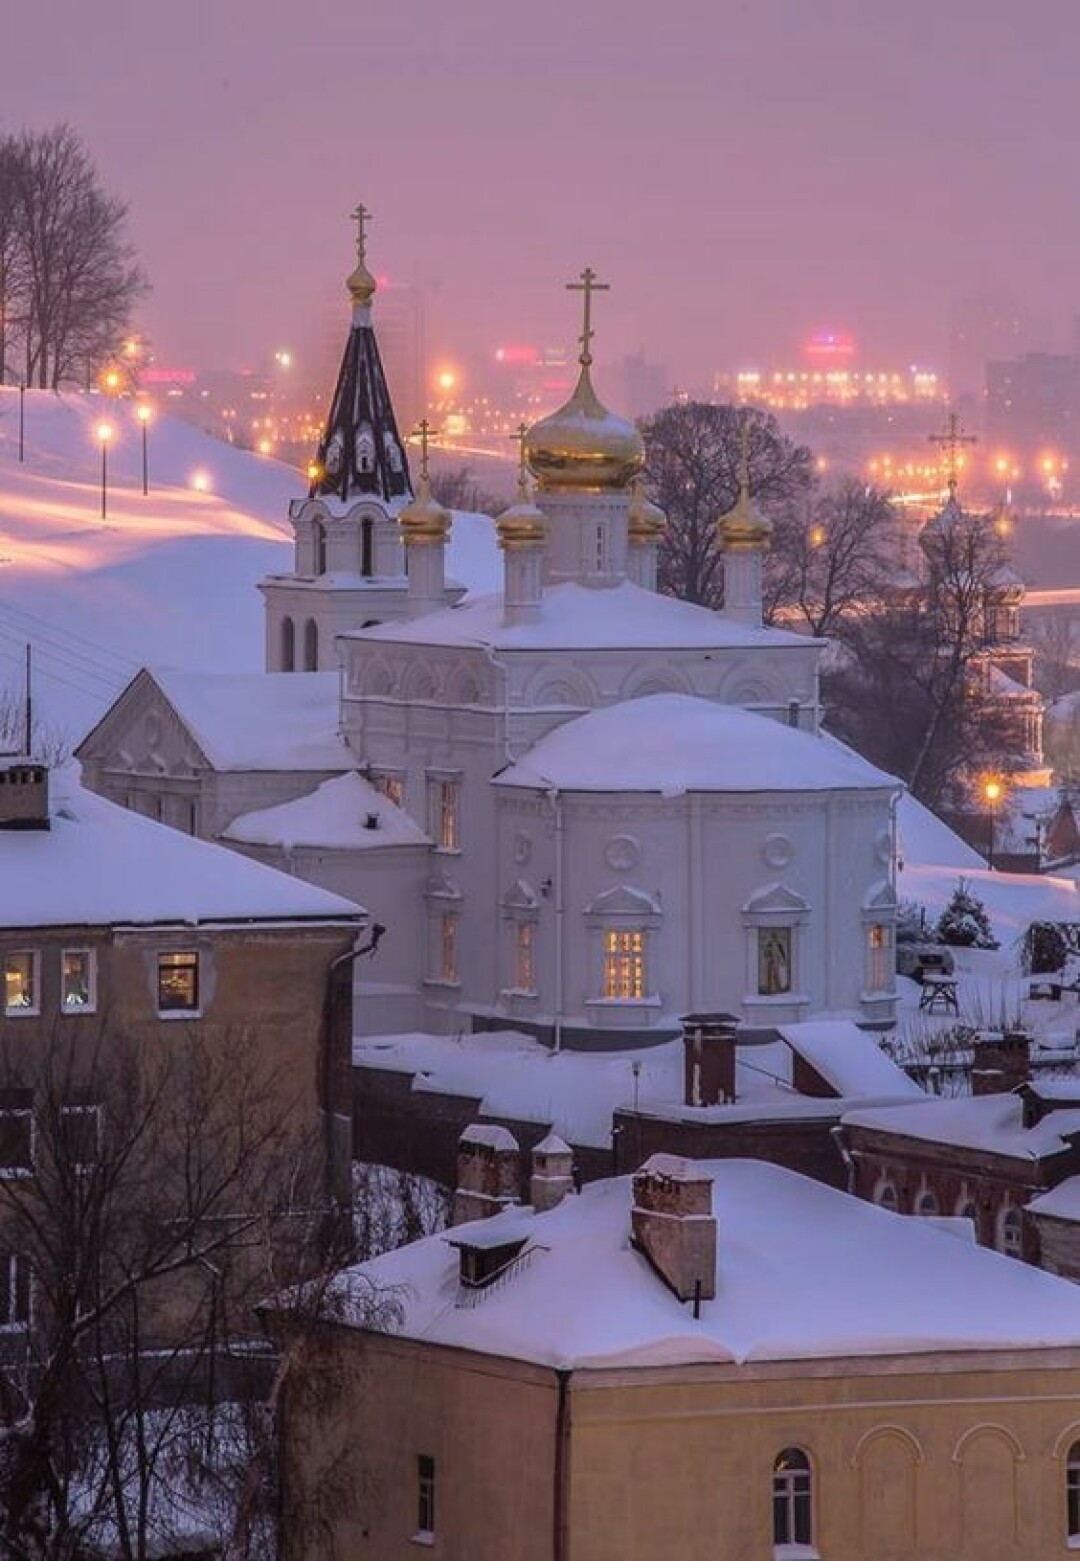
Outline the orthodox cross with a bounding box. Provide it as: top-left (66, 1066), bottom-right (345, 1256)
top-left (508, 421), bottom-right (533, 499)
top-left (350, 202), bottom-right (373, 263)
top-left (928, 410), bottom-right (977, 495)
top-left (411, 418), bottom-right (438, 481)
top-left (566, 266), bottom-right (609, 367)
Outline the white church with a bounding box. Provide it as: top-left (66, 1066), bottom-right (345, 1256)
top-left (78, 220), bottom-right (902, 1047)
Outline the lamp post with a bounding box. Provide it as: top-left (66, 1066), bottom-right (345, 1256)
top-left (17, 382), bottom-right (24, 463)
top-left (96, 422), bottom-right (113, 519)
top-left (135, 403), bottom-right (152, 495)
top-left (984, 779), bottom-right (1002, 870)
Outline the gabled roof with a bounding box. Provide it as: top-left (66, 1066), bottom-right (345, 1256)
top-left (222, 772), bottom-right (429, 851)
top-left (842, 1093), bottom-right (1080, 1163)
top-left (2, 770), bottom-right (366, 929)
top-left (779, 1021), bottom-right (922, 1100)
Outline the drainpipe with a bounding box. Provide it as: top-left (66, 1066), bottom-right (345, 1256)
top-left (830, 1124), bottom-right (856, 1195)
top-left (553, 1368), bottom-right (570, 1561)
top-left (547, 787), bottom-right (565, 1053)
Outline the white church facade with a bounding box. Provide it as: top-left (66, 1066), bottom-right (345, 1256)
top-left (78, 225), bottom-right (901, 1046)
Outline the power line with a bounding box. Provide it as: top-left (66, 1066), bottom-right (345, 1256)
top-left (0, 597), bottom-right (137, 672)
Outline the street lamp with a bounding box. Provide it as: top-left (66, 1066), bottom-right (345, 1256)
top-left (135, 403), bottom-right (152, 495)
top-left (984, 778), bottom-right (1002, 870)
top-left (96, 422), bottom-right (113, 519)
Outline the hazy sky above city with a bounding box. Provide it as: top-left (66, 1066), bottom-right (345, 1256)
top-left (5, 0), bottom-right (1080, 389)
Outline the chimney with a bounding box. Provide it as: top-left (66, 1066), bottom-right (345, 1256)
top-left (682, 1013), bottom-right (739, 1106)
top-left (0, 758), bottom-right (50, 831)
top-left (530, 1132), bottom-right (574, 1212)
top-left (631, 1154), bottom-right (717, 1303)
top-left (452, 1123), bottom-right (521, 1226)
top-left (971, 1029), bottom-right (1031, 1096)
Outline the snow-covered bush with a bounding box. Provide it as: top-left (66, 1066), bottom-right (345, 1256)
top-left (935, 878), bottom-right (999, 949)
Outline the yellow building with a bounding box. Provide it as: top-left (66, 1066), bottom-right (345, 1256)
top-left (281, 1155), bottom-right (1080, 1560)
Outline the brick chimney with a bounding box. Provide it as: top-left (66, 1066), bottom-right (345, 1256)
top-left (0, 759), bottom-right (50, 831)
top-left (971, 1030), bottom-right (1031, 1097)
top-left (530, 1133), bottom-right (574, 1213)
top-left (631, 1154), bottom-right (717, 1303)
top-left (452, 1124), bottom-right (521, 1226)
top-left (682, 1013), bottom-right (739, 1106)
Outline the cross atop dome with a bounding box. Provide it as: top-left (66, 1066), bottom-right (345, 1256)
top-left (566, 266), bottom-right (610, 369)
top-left (928, 409), bottom-right (977, 499)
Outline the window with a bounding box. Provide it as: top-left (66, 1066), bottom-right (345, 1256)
top-left (361, 515), bottom-right (374, 576)
top-left (867, 922), bottom-right (891, 991)
top-left (303, 617), bottom-right (319, 671)
top-left (0, 1112), bottom-right (32, 1177)
top-left (603, 930), bottom-right (645, 1000)
top-left (773, 1447), bottom-right (813, 1549)
top-left (416, 1453), bottom-right (436, 1538)
top-left (429, 777), bottom-right (460, 851)
top-left (592, 522), bottom-right (607, 573)
top-left (758, 928), bottom-right (792, 996)
top-left (873, 1180), bottom-right (898, 1212)
top-left (999, 1206), bottom-right (1023, 1259)
top-left (60, 1105), bottom-right (101, 1172)
top-left (61, 949), bottom-right (96, 1014)
top-left (313, 522), bottom-right (327, 575)
top-left (372, 771), bottom-right (405, 808)
top-left (0, 1252), bottom-right (31, 1332)
top-left (916, 1189), bottom-right (939, 1216)
top-left (3, 952), bottom-right (39, 1016)
top-left (515, 921), bottom-right (536, 994)
top-left (439, 913), bottom-right (458, 985)
top-left (157, 951), bottom-right (199, 1013)
top-left (1067, 1441), bottom-right (1080, 1542)
top-left (281, 615), bottom-right (295, 672)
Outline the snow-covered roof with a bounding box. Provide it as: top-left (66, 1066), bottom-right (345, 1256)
top-left (897, 792), bottom-right (983, 870)
top-left (492, 695), bottom-right (899, 795)
top-left (330, 1159), bottom-right (1080, 1367)
top-left (1028, 1177), bottom-right (1080, 1222)
top-left (778, 1021), bottom-right (923, 1099)
top-left (222, 771), bottom-right (429, 851)
top-left (843, 1093), bottom-right (1080, 1162)
top-left (2, 770), bottom-right (365, 929)
top-left (141, 668), bottom-right (347, 771)
top-left (351, 579), bottom-right (811, 652)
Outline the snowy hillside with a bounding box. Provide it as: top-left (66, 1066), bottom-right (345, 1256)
top-left (0, 387), bottom-right (499, 742)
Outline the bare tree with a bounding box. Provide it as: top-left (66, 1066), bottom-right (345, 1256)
top-left (0, 126), bottom-right (146, 390)
top-left (769, 478), bottom-right (903, 638)
top-left (640, 402), bottom-right (816, 611)
top-left (1029, 605), bottom-right (1080, 701)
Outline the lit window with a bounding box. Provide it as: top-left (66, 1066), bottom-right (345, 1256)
top-left (3, 953), bottom-right (39, 1016)
top-left (61, 950), bottom-right (96, 1014)
top-left (773, 1447), bottom-right (813, 1549)
top-left (416, 1453), bottom-right (436, 1538)
top-left (999, 1206), bottom-right (1023, 1259)
top-left (603, 930), bottom-right (645, 1000)
top-left (0, 1251), bottom-right (31, 1332)
top-left (515, 922), bottom-right (535, 993)
top-left (1067, 1441), bottom-right (1080, 1541)
top-left (440, 914), bottom-right (458, 984)
top-left (157, 952), bottom-right (199, 1013)
top-left (372, 772), bottom-right (405, 808)
top-left (0, 1111), bottom-right (32, 1177)
top-left (430, 778), bottom-right (460, 851)
top-left (867, 922), bottom-right (891, 991)
top-left (60, 1106), bottom-right (101, 1172)
top-left (757, 929), bottom-right (792, 996)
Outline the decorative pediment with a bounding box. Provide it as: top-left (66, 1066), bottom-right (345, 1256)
top-left (502, 878), bottom-right (539, 912)
top-left (75, 669), bottom-right (213, 775)
top-left (585, 883), bottom-right (662, 919)
top-left (425, 870), bottom-right (461, 902)
top-left (743, 881), bottom-right (809, 916)
top-left (862, 879), bottom-right (897, 913)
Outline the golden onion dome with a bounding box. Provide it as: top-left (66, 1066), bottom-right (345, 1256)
top-left (346, 258), bottom-right (377, 309)
top-left (497, 471), bottom-right (547, 550)
top-left (719, 480), bottom-right (771, 552)
top-left (398, 473), bottom-right (450, 545)
top-left (525, 363), bottom-right (645, 493)
top-left (627, 480), bottom-right (666, 543)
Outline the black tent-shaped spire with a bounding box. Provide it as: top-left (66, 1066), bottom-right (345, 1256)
top-left (308, 205), bottom-right (412, 504)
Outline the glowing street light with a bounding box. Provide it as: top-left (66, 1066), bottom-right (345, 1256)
top-left (190, 470), bottom-right (211, 494)
top-left (96, 422), bottom-right (113, 519)
top-left (984, 778), bottom-right (1002, 870)
top-left (135, 403), bottom-right (152, 495)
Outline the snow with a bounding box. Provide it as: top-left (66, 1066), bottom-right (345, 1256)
top-left (3, 766), bottom-right (366, 928)
top-left (223, 770), bottom-right (429, 850)
top-left (778, 1020), bottom-right (923, 1098)
top-left (0, 388), bottom-right (497, 737)
top-left (897, 792), bottom-right (984, 870)
top-left (1027, 1177), bottom-right (1080, 1222)
top-left (355, 578), bottom-right (808, 652)
top-left (460, 1123), bottom-right (519, 1151)
top-left (331, 1159), bottom-right (1080, 1368)
top-left (898, 861), bottom-right (1079, 941)
top-left (842, 1094), bottom-right (1080, 1162)
top-left (493, 695), bottom-right (899, 795)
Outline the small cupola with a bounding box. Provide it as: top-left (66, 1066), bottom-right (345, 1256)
top-left (0, 756), bottom-right (50, 831)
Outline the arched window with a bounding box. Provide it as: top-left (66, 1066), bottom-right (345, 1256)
top-left (303, 618), bottom-right (318, 672)
top-left (916, 1190), bottom-right (939, 1217)
top-left (956, 1197), bottom-right (978, 1235)
top-left (361, 515), bottom-right (374, 577)
top-left (773, 1448), bottom-right (813, 1549)
top-left (281, 616), bottom-right (295, 673)
top-left (874, 1181), bottom-right (898, 1212)
top-left (1067, 1441), bottom-right (1080, 1541)
top-left (313, 522), bottom-right (327, 576)
top-left (998, 1206), bottom-right (1023, 1259)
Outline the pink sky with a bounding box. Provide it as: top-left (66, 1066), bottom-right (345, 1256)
top-left (3, 0), bottom-right (1079, 388)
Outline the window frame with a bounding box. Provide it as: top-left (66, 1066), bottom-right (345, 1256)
top-left (0, 1109), bottom-right (34, 1179)
top-left (873, 1179), bottom-right (898, 1212)
top-left (60, 948), bottom-right (97, 1015)
top-left (427, 774), bottom-right (461, 853)
top-left (156, 951), bottom-right (200, 1017)
top-left (866, 921), bottom-right (892, 993)
top-left (3, 951), bottom-right (40, 1017)
top-left (59, 1104), bottom-right (102, 1174)
top-left (757, 926), bottom-right (793, 997)
top-left (603, 928), bottom-right (647, 1001)
top-left (1067, 1440), bottom-right (1080, 1542)
top-left (416, 1452), bottom-right (436, 1540)
top-left (371, 770), bottom-right (405, 808)
top-left (0, 1250), bottom-right (32, 1334)
top-left (998, 1204), bottom-right (1023, 1259)
top-left (773, 1446), bottom-right (814, 1551)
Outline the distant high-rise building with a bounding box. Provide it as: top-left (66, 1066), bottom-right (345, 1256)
top-left (948, 293), bottom-right (1025, 401)
top-left (609, 351), bottom-right (668, 419)
top-left (985, 352), bottom-right (1080, 464)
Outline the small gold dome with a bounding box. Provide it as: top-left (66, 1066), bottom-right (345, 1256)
top-left (719, 482), bottom-right (771, 552)
top-left (497, 472), bottom-right (548, 550)
top-left (398, 474), bottom-right (450, 546)
top-left (346, 259), bottom-right (377, 309)
top-left (628, 480), bottom-right (666, 543)
top-left (525, 364), bottom-right (645, 493)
